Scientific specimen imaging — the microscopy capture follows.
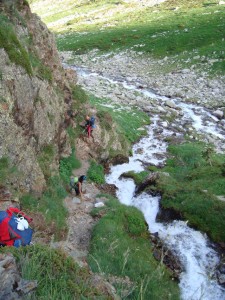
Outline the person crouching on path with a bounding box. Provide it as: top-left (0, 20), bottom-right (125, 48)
top-left (75, 175), bottom-right (86, 199)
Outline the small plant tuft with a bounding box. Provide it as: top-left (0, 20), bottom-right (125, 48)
top-left (87, 160), bottom-right (105, 184)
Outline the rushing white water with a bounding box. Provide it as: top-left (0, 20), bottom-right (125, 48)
top-left (68, 64), bottom-right (225, 151)
top-left (106, 118), bottom-right (225, 300)
top-left (66, 63), bottom-right (225, 299)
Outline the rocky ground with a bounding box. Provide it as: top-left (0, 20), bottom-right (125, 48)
top-left (61, 50), bottom-right (225, 154)
top-left (56, 49), bottom-right (225, 280)
top-left (61, 50), bottom-right (225, 109)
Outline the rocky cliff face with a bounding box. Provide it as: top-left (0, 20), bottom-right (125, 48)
top-left (0, 0), bottom-right (77, 193)
top-left (0, 0), bottom-right (128, 195)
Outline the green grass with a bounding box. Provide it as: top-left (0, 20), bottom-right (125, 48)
top-left (121, 170), bottom-right (149, 185)
top-left (37, 144), bottom-right (56, 179)
top-left (88, 197), bottom-right (180, 299)
top-left (90, 95), bottom-right (150, 144)
top-left (87, 160), bottom-right (105, 184)
top-left (21, 176), bottom-right (68, 240)
top-left (29, 52), bottom-right (53, 82)
top-left (0, 14), bottom-right (32, 75)
top-left (0, 157), bottom-right (17, 187)
top-left (72, 84), bottom-right (88, 106)
top-left (60, 148), bottom-right (81, 184)
top-left (157, 142), bottom-right (225, 242)
top-left (0, 244), bottom-right (109, 299)
top-left (29, 0), bottom-right (225, 75)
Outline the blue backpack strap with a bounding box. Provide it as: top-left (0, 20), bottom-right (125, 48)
top-left (0, 211), bottom-right (8, 223)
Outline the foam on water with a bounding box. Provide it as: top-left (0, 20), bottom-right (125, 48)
top-left (70, 64), bottom-right (225, 299)
top-left (106, 121), bottom-right (225, 300)
top-left (72, 65), bottom-right (225, 148)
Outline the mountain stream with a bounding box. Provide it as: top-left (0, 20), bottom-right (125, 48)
top-left (69, 64), bottom-right (225, 300)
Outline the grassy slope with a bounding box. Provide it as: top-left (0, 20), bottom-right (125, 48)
top-left (29, 0), bottom-right (225, 74)
top-left (89, 94), bottom-right (150, 144)
top-left (89, 197), bottom-right (180, 299)
top-left (157, 142), bottom-right (225, 243)
top-left (0, 245), bottom-right (110, 299)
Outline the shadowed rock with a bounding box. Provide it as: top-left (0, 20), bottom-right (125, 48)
top-left (0, 253), bottom-right (37, 299)
top-left (135, 172), bottom-right (160, 195)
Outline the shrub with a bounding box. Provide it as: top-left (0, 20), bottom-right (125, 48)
top-left (87, 160), bottom-right (105, 184)
top-left (0, 14), bottom-right (32, 75)
top-left (90, 95), bottom-right (150, 144)
top-left (0, 244), bottom-right (106, 299)
top-left (121, 170), bottom-right (148, 185)
top-left (29, 53), bottom-right (53, 82)
top-left (72, 85), bottom-right (88, 105)
top-left (158, 142), bottom-right (225, 242)
top-left (21, 176), bottom-right (68, 240)
top-left (88, 198), bottom-right (179, 299)
top-left (0, 157), bottom-right (17, 187)
top-left (37, 144), bottom-right (56, 179)
top-left (125, 208), bottom-right (147, 237)
top-left (59, 148), bottom-right (81, 184)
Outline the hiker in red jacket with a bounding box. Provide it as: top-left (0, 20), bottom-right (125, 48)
top-left (85, 115), bottom-right (95, 139)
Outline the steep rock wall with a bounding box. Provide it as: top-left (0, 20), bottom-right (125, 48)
top-left (0, 0), bottom-right (76, 193)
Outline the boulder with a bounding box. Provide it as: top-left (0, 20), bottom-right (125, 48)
top-left (0, 253), bottom-right (37, 299)
top-left (165, 100), bottom-right (177, 109)
top-left (135, 172), bottom-right (160, 195)
top-left (213, 110), bottom-right (224, 120)
top-left (110, 154), bottom-right (129, 165)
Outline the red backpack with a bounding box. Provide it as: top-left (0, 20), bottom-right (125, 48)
top-left (0, 207), bottom-right (33, 247)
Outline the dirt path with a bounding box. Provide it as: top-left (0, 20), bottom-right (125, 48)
top-left (51, 137), bottom-right (104, 266)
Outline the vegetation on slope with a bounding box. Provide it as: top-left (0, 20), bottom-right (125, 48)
top-left (157, 142), bottom-right (225, 242)
top-left (30, 0), bottom-right (225, 74)
top-left (0, 14), bottom-right (32, 75)
top-left (89, 94), bottom-right (150, 144)
top-left (89, 196), bottom-right (180, 299)
top-left (0, 244), bottom-right (110, 299)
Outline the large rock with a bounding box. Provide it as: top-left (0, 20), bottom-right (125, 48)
top-left (165, 100), bottom-right (177, 109)
top-left (135, 172), bottom-right (160, 195)
top-left (0, 253), bottom-right (37, 299)
top-left (0, 1), bottom-right (76, 192)
top-left (213, 110), bottom-right (224, 120)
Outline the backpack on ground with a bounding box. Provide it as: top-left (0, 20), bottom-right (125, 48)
top-left (0, 207), bottom-right (33, 247)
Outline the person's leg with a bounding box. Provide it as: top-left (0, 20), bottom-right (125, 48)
top-left (75, 187), bottom-right (79, 196)
top-left (87, 125), bottom-right (91, 138)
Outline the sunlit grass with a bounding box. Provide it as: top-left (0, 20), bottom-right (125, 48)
top-left (30, 0), bottom-right (225, 74)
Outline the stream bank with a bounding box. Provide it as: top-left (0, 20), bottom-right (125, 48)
top-left (62, 51), bottom-right (225, 299)
top-left (61, 50), bottom-right (225, 109)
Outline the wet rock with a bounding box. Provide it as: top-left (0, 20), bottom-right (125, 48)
top-left (150, 234), bottom-right (182, 279)
top-left (110, 154), bottom-right (129, 165)
top-left (94, 202), bottom-right (104, 208)
top-left (98, 183), bottom-right (117, 196)
top-left (213, 110), bottom-right (224, 120)
top-left (165, 100), bottom-right (177, 109)
top-left (135, 172), bottom-right (160, 195)
top-left (156, 206), bottom-right (182, 223)
top-left (216, 259), bottom-right (225, 287)
top-left (135, 147), bottom-right (144, 154)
